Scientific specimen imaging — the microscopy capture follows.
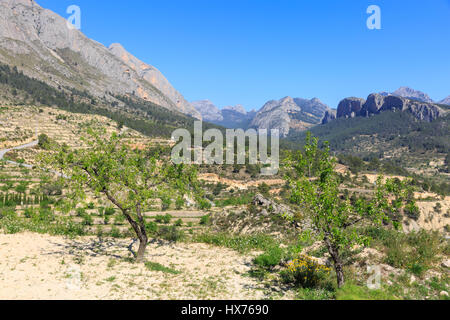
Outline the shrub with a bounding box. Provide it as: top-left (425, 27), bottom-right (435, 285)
top-left (24, 207), bottom-right (34, 219)
top-left (197, 198), bottom-right (212, 210)
top-left (81, 214), bottom-right (93, 226)
top-left (174, 219), bottom-right (183, 227)
top-left (161, 197), bottom-right (171, 211)
top-left (281, 255), bottom-right (331, 288)
top-left (155, 214), bottom-right (172, 224)
top-left (38, 134), bottom-right (51, 150)
top-left (157, 225), bottom-right (184, 242)
top-left (199, 215), bottom-right (210, 225)
top-left (254, 246), bottom-right (283, 269)
top-left (404, 202), bottom-right (420, 220)
top-left (175, 197), bottom-right (184, 210)
top-left (146, 221), bottom-right (158, 235)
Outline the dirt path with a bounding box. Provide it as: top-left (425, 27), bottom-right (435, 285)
top-left (0, 232), bottom-right (285, 300)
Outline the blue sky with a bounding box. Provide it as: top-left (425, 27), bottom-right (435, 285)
top-left (37, 0), bottom-right (450, 110)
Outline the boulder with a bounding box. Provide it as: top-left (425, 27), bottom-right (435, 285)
top-left (336, 97), bottom-right (366, 118)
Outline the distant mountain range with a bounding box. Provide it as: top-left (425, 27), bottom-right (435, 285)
top-left (0, 0), bottom-right (201, 119)
top-left (194, 86), bottom-right (449, 137)
top-left (381, 87), bottom-right (450, 105)
top-left (193, 97), bottom-right (331, 137)
top-left (191, 100), bottom-right (257, 129)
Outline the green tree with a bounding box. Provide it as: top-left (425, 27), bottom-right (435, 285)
top-left (286, 132), bottom-right (416, 288)
top-left (44, 128), bottom-right (198, 262)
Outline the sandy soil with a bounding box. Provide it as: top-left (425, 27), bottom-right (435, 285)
top-left (0, 232), bottom-right (278, 300)
top-left (198, 173), bottom-right (284, 190)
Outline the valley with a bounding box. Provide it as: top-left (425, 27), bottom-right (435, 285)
top-left (0, 0), bottom-right (449, 302)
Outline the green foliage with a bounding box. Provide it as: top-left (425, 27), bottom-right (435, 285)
top-left (145, 262), bottom-right (181, 275)
top-left (38, 134), bottom-right (51, 150)
top-left (214, 193), bottom-right (254, 207)
top-left (377, 230), bottom-right (443, 276)
top-left (286, 132), bottom-right (414, 287)
top-left (155, 214), bottom-right (172, 224)
top-left (199, 214), bottom-right (210, 225)
top-left (257, 183), bottom-right (270, 196)
top-left (253, 246), bottom-right (283, 269)
top-left (42, 128), bottom-right (199, 261)
top-left (197, 198), bottom-right (212, 210)
top-left (195, 232), bottom-right (278, 254)
top-left (281, 255), bottom-right (332, 289)
top-left (336, 283), bottom-right (397, 300)
top-left (0, 208), bottom-right (85, 237)
top-left (175, 197), bottom-right (184, 210)
top-left (156, 225), bottom-right (184, 242)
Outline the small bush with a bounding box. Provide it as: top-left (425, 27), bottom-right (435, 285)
top-left (200, 215), bottom-right (210, 225)
top-left (157, 225), bottom-right (184, 242)
top-left (146, 221), bottom-right (159, 235)
top-left (281, 255), bottom-right (331, 288)
top-left (254, 246), bottom-right (283, 269)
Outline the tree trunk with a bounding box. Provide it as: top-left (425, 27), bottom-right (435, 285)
top-left (334, 261), bottom-right (345, 288)
top-left (324, 236), bottom-right (345, 288)
top-left (136, 234), bottom-right (148, 263)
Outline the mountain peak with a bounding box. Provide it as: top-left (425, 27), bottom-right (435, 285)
top-left (222, 105), bottom-right (247, 115)
top-left (392, 87), bottom-right (434, 103)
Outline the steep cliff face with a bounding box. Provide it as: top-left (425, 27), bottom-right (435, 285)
top-left (0, 0), bottom-right (200, 119)
top-left (330, 93), bottom-right (445, 123)
top-left (250, 97), bottom-right (331, 137)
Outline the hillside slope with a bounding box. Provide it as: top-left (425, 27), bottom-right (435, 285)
top-left (0, 0), bottom-right (200, 119)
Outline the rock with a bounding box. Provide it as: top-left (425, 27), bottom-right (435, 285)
top-left (250, 97), bottom-right (331, 137)
top-left (321, 110), bottom-right (336, 124)
top-left (327, 92), bottom-right (445, 124)
top-left (410, 275), bottom-right (416, 285)
top-left (442, 259), bottom-right (450, 269)
top-left (360, 93), bottom-right (385, 115)
top-left (192, 101), bottom-right (256, 129)
top-left (440, 291), bottom-right (449, 297)
top-left (392, 87), bottom-right (434, 103)
top-left (336, 97), bottom-right (366, 118)
top-left (191, 100), bottom-right (224, 122)
top-left (251, 193), bottom-right (293, 218)
top-left (440, 96), bottom-right (450, 105)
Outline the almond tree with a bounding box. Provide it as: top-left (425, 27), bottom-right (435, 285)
top-left (46, 128), bottom-right (198, 262)
top-left (286, 132), bottom-right (417, 287)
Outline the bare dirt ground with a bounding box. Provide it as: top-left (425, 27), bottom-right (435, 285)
top-left (198, 173), bottom-right (284, 190)
top-left (0, 232), bottom-right (284, 300)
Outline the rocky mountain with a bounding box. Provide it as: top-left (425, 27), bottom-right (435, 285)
top-left (440, 96), bottom-right (450, 105)
top-left (191, 100), bottom-right (223, 122)
top-left (392, 87), bottom-right (434, 103)
top-left (192, 100), bottom-right (256, 129)
top-left (0, 0), bottom-right (200, 119)
top-left (250, 97), bottom-right (331, 137)
top-left (323, 93), bottom-right (446, 124)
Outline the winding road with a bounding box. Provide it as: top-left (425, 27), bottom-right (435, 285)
top-left (0, 140), bottom-right (38, 168)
